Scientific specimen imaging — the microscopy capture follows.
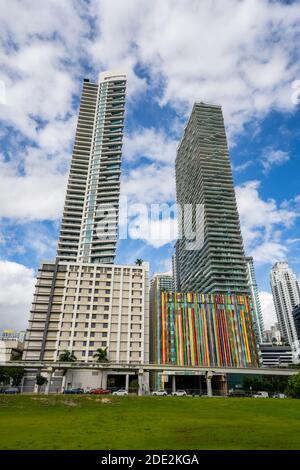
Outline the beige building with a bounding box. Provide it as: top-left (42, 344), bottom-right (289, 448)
top-left (22, 261), bottom-right (150, 391)
top-left (0, 340), bottom-right (24, 363)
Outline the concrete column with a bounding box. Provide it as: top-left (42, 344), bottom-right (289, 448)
top-left (138, 370), bottom-right (144, 396)
top-left (102, 371), bottom-right (107, 390)
top-left (172, 375), bottom-right (176, 393)
top-left (125, 374), bottom-right (130, 392)
top-left (44, 368), bottom-right (53, 395)
top-left (61, 374), bottom-right (67, 393)
top-left (206, 371), bottom-right (213, 397)
top-left (20, 375), bottom-right (25, 394)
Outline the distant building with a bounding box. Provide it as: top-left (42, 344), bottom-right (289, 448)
top-left (0, 332), bottom-right (24, 363)
top-left (150, 273), bottom-right (174, 293)
top-left (245, 257), bottom-right (265, 343)
top-left (270, 262), bottom-right (300, 360)
top-left (264, 323), bottom-right (282, 344)
top-left (0, 330), bottom-right (25, 342)
top-left (259, 343), bottom-right (293, 367)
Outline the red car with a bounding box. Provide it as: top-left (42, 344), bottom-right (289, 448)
top-left (89, 388), bottom-right (111, 395)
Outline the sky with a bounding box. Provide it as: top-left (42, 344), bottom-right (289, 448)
top-left (0, 0), bottom-right (300, 332)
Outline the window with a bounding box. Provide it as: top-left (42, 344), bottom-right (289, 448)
top-left (91, 323), bottom-right (96, 328)
top-left (92, 314), bottom-right (97, 319)
top-left (102, 323), bottom-right (108, 328)
top-left (104, 306), bottom-right (109, 311)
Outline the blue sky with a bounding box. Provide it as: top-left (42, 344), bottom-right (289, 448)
top-left (0, 0), bottom-right (300, 331)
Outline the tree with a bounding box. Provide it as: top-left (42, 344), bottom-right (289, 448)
top-left (7, 367), bottom-right (25, 386)
top-left (36, 374), bottom-right (48, 393)
top-left (58, 350), bottom-right (77, 362)
top-left (93, 347), bottom-right (108, 363)
top-left (129, 378), bottom-right (138, 390)
top-left (135, 259), bottom-right (143, 266)
top-left (286, 372), bottom-right (300, 398)
top-left (0, 367), bottom-right (9, 385)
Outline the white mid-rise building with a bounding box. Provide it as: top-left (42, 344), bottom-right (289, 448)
top-left (270, 262), bottom-right (300, 361)
top-left (23, 261), bottom-right (150, 391)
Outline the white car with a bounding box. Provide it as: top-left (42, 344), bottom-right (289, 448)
top-left (152, 389), bottom-right (168, 396)
top-left (273, 393), bottom-right (287, 399)
top-left (253, 391), bottom-right (269, 398)
top-left (172, 390), bottom-right (187, 397)
top-left (112, 389), bottom-right (128, 396)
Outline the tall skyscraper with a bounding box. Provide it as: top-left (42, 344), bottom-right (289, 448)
top-left (270, 262), bottom-right (300, 359)
top-left (22, 72), bottom-right (150, 393)
top-left (245, 257), bottom-right (265, 343)
top-left (57, 71), bottom-right (126, 264)
top-left (175, 103), bottom-right (249, 294)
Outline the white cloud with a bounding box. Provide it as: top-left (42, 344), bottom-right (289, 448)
top-left (121, 163), bottom-right (175, 205)
top-left (0, 260), bottom-right (35, 331)
top-left (236, 180), bottom-right (298, 264)
top-left (259, 291), bottom-right (277, 330)
top-left (124, 128), bottom-right (177, 165)
top-left (0, 0), bottom-right (89, 222)
top-left (89, 0), bottom-right (300, 136)
top-left (261, 148), bottom-right (290, 173)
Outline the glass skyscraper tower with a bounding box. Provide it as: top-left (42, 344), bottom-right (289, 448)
top-left (57, 71), bottom-right (126, 264)
top-left (175, 102), bottom-right (249, 294)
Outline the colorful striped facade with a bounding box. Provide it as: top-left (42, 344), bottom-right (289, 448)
top-left (152, 292), bottom-right (258, 368)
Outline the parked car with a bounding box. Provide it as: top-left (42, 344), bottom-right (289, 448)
top-left (89, 388), bottom-right (111, 395)
top-left (3, 387), bottom-right (20, 394)
top-left (152, 389), bottom-right (168, 396)
top-left (272, 393), bottom-right (287, 399)
top-left (228, 389), bottom-right (248, 397)
top-left (253, 391), bottom-right (269, 398)
top-left (172, 390), bottom-right (187, 397)
top-left (112, 389), bottom-right (128, 396)
top-left (63, 388), bottom-right (84, 394)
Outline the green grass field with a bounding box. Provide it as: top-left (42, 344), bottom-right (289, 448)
top-left (0, 395), bottom-right (300, 450)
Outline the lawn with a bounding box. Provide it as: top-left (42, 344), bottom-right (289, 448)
top-left (0, 395), bottom-right (299, 450)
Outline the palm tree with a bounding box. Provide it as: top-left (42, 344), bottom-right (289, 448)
top-left (58, 350), bottom-right (77, 362)
top-left (58, 350), bottom-right (77, 393)
top-left (93, 347), bottom-right (108, 363)
top-left (135, 259), bottom-right (143, 266)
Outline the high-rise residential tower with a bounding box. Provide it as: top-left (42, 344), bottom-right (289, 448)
top-left (22, 72), bottom-right (150, 392)
top-left (270, 262), bottom-right (300, 359)
top-left (245, 256), bottom-right (265, 343)
top-left (57, 71), bottom-right (126, 264)
top-left (175, 103), bottom-right (249, 294)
